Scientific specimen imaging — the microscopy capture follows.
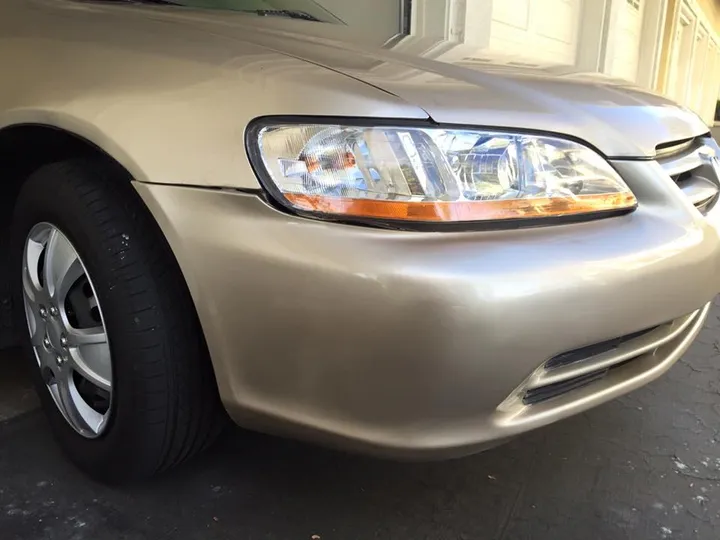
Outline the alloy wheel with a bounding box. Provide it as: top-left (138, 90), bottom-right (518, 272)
top-left (22, 223), bottom-right (113, 438)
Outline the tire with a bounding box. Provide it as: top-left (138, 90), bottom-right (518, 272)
top-left (0, 233), bottom-right (17, 350)
top-left (11, 158), bottom-right (226, 482)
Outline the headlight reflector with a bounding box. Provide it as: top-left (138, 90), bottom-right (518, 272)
top-left (252, 123), bottom-right (636, 223)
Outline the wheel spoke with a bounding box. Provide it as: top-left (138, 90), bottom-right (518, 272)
top-left (67, 326), bottom-right (107, 346)
top-left (54, 371), bottom-right (88, 432)
top-left (68, 327), bottom-right (112, 392)
top-left (44, 229), bottom-right (84, 302)
top-left (54, 371), bottom-right (104, 435)
top-left (23, 271), bottom-right (43, 308)
top-left (23, 296), bottom-right (40, 345)
top-left (28, 319), bottom-right (45, 348)
top-left (23, 238), bottom-right (46, 303)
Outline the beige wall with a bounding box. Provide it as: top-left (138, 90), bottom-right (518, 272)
top-left (696, 0), bottom-right (720, 30)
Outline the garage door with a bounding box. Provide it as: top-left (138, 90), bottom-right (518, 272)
top-left (667, 7), bottom-right (696, 104)
top-left (465, 0), bottom-right (581, 66)
top-left (689, 27), bottom-right (710, 113)
top-left (608, 0), bottom-right (645, 81)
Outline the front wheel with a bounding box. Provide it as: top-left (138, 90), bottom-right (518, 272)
top-left (12, 158), bottom-right (225, 482)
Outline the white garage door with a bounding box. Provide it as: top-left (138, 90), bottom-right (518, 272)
top-left (608, 0), bottom-right (646, 81)
top-left (465, 0), bottom-right (581, 66)
top-left (667, 7), bottom-right (696, 103)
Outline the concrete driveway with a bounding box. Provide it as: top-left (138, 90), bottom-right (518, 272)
top-left (1, 295), bottom-right (720, 539)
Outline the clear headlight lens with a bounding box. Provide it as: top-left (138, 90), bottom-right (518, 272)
top-left (252, 123), bottom-right (636, 223)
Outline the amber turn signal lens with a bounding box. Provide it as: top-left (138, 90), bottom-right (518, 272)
top-left (284, 192), bottom-right (637, 222)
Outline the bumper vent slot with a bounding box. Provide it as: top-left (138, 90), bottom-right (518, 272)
top-left (545, 326), bottom-right (657, 369)
top-left (517, 308), bottom-right (704, 406)
top-left (523, 370), bottom-right (607, 405)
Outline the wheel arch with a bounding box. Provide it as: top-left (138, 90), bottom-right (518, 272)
top-left (0, 112), bottom-right (149, 193)
top-left (0, 117), bottom-right (154, 350)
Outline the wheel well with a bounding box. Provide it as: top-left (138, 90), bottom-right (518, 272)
top-left (0, 125), bottom-right (120, 227)
top-left (0, 125), bottom-right (125, 349)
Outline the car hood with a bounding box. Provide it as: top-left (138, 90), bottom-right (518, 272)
top-left (216, 21), bottom-right (708, 159)
top-left (310, 53), bottom-right (707, 159)
top-left (55, 4), bottom-right (711, 158)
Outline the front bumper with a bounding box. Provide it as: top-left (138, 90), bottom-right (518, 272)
top-left (135, 158), bottom-right (720, 459)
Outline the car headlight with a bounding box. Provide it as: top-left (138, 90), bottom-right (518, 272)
top-left (248, 121), bottom-right (636, 226)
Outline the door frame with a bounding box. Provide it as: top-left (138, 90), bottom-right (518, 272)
top-left (638, 0), bottom-right (670, 88)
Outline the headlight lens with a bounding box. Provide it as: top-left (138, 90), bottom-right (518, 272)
top-left (252, 123), bottom-right (636, 223)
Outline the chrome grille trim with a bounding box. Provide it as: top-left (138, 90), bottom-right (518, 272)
top-left (654, 138), bottom-right (696, 160)
top-left (694, 193), bottom-right (718, 214)
top-left (655, 139), bottom-right (720, 214)
top-left (678, 176), bottom-right (720, 209)
top-left (657, 144), bottom-right (711, 178)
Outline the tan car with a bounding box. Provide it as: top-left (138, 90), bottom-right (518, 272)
top-left (1, 0), bottom-right (719, 482)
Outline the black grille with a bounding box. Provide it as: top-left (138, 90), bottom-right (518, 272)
top-left (544, 326), bottom-right (658, 369)
top-left (523, 370), bottom-right (607, 405)
top-left (670, 170), bottom-right (692, 184)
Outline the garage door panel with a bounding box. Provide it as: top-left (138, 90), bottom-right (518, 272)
top-left (608, 0), bottom-right (645, 81)
top-left (690, 29), bottom-right (709, 113)
top-left (492, 0), bottom-right (530, 29)
top-left (484, 0), bottom-right (580, 65)
top-left (535, 1), bottom-right (576, 43)
top-left (668, 10), bottom-right (695, 102)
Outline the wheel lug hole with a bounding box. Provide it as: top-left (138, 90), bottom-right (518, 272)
top-left (60, 335), bottom-right (68, 348)
top-left (49, 305), bottom-right (59, 317)
top-left (39, 306), bottom-right (47, 319)
top-left (42, 336), bottom-right (51, 349)
top-left (55, 355), bottom-right (65, 368)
